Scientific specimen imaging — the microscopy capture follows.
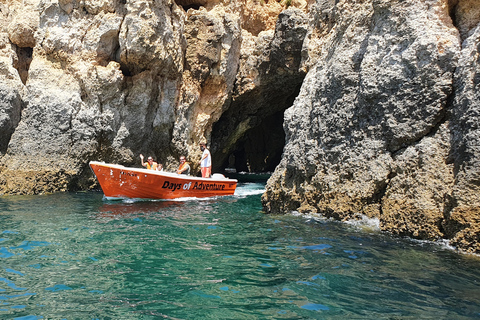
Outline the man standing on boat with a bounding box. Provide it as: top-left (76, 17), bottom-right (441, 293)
top-left (176, 156), bottom-right (191, 175)
top-left (140, 154), bottom-right (161, 171)
top-left (199, 142), bottom-right (211, 178)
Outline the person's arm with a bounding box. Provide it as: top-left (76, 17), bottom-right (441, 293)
top-left (140, 154), bottom-right (146, 167)
top-left (199, 153), bottom-right (207, 164)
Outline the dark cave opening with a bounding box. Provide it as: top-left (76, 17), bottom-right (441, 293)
top-left (210, 80), bottom-right (303, 177)
top-left (14, 46), bottom-right (33, 85)
top-left (216, 110), bottom-right (286, 174)
top-left (174, 0), bottom-right (206, 11)
top-left (183, 4), bottom-right (201, 11)
top-left (447, 0), bottom-right (459, 27)
top-left (120, 64), bottom-right (133, 77)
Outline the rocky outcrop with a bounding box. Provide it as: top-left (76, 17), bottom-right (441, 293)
top-left (0, 3), bottom-right (25, 156)
top-left (0, 0), bottom-right (301, 192)
top-left (171, 5), bottom-right (242, 168)
top-left (211, 8), bottom-right (308, 172)
top-left (1, 0), bottom-right (187, 193)
top-left (444, 23), bottom-right (480, 252)
top-left (263, 0), bottom-right (480, 253)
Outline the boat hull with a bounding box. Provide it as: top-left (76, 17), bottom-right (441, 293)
top-left (89, 161), bottom-right (237, 200)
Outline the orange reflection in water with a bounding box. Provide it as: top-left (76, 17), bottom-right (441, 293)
top-left (96, 200), bottom-right (183, 220)
top-left (94, 198), bottom-right (226, 224)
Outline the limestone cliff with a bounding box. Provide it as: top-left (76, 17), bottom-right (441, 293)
top-left (262, 0), bottom-right (480, 254)
top-left (1, 0), bottom-right (480, 253)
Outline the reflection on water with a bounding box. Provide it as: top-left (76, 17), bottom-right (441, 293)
top-left (0, 183), bottom-right (479, 319)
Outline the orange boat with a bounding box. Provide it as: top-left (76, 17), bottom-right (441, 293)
top-left (89, 161), bottom-right (237, 200)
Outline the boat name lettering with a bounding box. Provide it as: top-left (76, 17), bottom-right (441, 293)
top-left (162, 181), bottom-right (183, 192)
top-left (192, 181), bottom-right (225, 191)
top-left (120, 171), bottom-right (137, 177)
top-left (161, 180), bottom-right (226, 192)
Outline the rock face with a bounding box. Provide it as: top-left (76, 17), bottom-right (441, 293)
top-left (0, 0), bottom-right (303, 187)
top-left (211, 8), bottom-right (308, 172)
top-left (263, 0), bottom-right (480, 254)
top-left (1, 0), bottom-right (480, 253)
top-left (445, 23), bottom-right (480, 252)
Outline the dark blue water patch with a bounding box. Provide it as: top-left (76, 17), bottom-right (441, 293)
top-left (0, 277), bottom-right (27, 290)
top-left (0, 247), bottom-right (14, 258)
top-left (10, 241), bottom-right (51, 251)
top-left (218, 286), bottom-right (240, 293)
top-left (302, 244), bottom-right (332, 251)
top-left (6, 268), bottom-right (25, 276)
top-left (88, 290), bottom-right (104, 294)
top-left (0, 292), bottom-right (36, 300)
top-left (300, 302), bottom-right (330, 311)
top-left (45, 284), bottom-right (72, 292)
top-left (260, 263), bottom-right (274, 267)
top-left (343, 249), bottom-right (369, 259)
top-left (14, 316), bottom-right (44, 320)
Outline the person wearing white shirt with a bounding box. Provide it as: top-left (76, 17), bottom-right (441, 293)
top-left (199, 142), bottom-right (211, 178)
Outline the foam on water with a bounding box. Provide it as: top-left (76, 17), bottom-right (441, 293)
top-left (343, 214), bottom-right (381, 231)
top-left (234, 182), bottom-right (266, 197)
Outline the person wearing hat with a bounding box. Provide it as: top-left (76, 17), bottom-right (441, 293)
top-left (198, 142), bottom-right (211, 178)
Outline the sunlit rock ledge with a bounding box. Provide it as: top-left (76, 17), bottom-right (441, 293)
top-left (0, 0), bottom-right (480, 254)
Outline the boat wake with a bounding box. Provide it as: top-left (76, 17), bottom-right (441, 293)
top-left (234, 182), bottom-right (265, 197)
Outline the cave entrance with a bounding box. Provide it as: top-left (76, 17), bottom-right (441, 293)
top-left (211, 83), bottom-right (302, 176)
top-left (14, 46), bottom-right (33, 85)
top-left (225, 111), bottom-right (285, 173)
top-left (174, 0), bottom-right (207, 11)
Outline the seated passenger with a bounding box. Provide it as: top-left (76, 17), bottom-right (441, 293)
top-left (176, 156), bottom-right (190, 175)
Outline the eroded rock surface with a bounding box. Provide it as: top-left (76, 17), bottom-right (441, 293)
top-left (0, 0), bottom-right (298, 190)
top-left (445, 23), bottom-right (480, 253)
top-left (262, 0), bottom-right (480, 253)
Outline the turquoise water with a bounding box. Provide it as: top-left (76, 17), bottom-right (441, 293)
top-left (0, 182), bottom-right (480, 319)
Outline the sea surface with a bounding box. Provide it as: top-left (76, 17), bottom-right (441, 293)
top-left (0, 181), bottom-right (480, 319)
